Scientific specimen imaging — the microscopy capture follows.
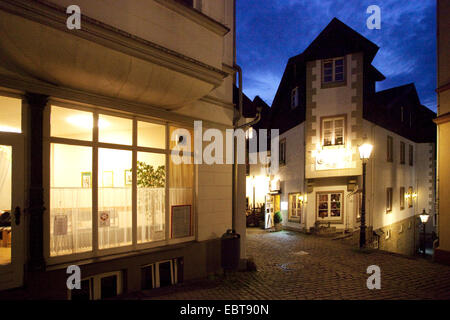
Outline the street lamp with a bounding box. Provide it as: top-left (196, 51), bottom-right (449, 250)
top-left (358, 139), bottom-right (373, 249)
top-left (419, 209), bottom-right (430, 256)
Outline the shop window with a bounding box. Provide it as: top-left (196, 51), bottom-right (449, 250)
top-left (0, 95), bottom-right (22, 133)
top-left (99, 114), bottom-right (132, 146)
top-left (138, 121), bottom-right (166, 149)
top-left (409, 145), bottom-right (414, 166)
top-left (317, 192), bottom-right (343, 221)
top-left (137, 152), bottom-right (166, 243)
top-left (288, 193), bottom-right (302, 222)
top-left (169, 155), bottom-right (193, 239)
top-left (279, 139), bottom-right (286, 166)
top-left (51, 106), bottom-right (92, 141)
top-left (387, 136), bottom-right (393, 162)
top-left (386, 188), bottom-right (393, 213)
top-left (322, 117), bottom-right (344, 146)
top-left (98, 148), bottom-right (132, 249)
top-left (400, 187), bottom-right (405, 210)
top-left (50, 143), bottom-right (93, 256)
top-left (400, 141), bottom-right (405, 164)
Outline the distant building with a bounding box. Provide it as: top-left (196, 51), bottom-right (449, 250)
top-left (247, 18), bottom-right (436, 256)
top-left (0, 0), bottom-right (240, 298)
top-left (434, 0), bottom-right (450, 265)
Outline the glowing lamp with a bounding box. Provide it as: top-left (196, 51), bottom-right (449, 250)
top-left (419, 209), bottom-right (430, 224)
top-left (358, 142), bottom-right (373, 160)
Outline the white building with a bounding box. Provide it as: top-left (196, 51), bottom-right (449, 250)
top-left (247, 19), bottom-right (436, 255)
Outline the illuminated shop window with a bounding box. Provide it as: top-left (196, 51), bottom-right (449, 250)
top-left (49, 105), bottom-right (194, 258)
top-left (50, 143), bottom-right (93, 256)
top-left (288, 193), bottom-right (302, 222)
top-left (317, 192), bottom-right (343, 221)
top-left (0, 96), bottom-right (21, 133)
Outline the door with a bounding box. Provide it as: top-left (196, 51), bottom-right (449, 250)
top-left (0, 95), bottom-right (25, 290)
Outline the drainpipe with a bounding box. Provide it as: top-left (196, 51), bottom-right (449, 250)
top-left (232, 64), bottom-right (261, 231)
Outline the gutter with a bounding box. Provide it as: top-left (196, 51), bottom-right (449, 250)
top-left (232, 64), bottom-right (262, 230)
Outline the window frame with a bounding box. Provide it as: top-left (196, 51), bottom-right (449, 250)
top-left (387, 136), bottom-right (393, 162)
top-left (321, 57), bottom-right (346, 85)
top-left (44, 103), bottom-right (196, 265)
top-left (409, 144), bottom-right (414, 166)
top-left (386, 187), bottom-right (393, 213)
top-left (279, 138), bottom-right (286, 166)
top-left (316, 191), bottom-right (344, 223)
top-left (321, 115), bottom-right (346, 147)
top-left (400, 187), bottom-right (405, 210)
top-left (68, 270), bottom-right (122, 300)
top-left (400, 141), bottom-right (405, 164)
top-left (288, 193), bottom-right (302, 223)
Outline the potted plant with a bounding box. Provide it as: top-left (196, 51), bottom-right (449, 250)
top-left (274, 211), bottom-right (283, 231)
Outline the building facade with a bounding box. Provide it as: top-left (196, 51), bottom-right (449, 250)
top-left (435, 0), bottom-right (450, 265)
top-left (0, 0), bottom-right (242, 299)
top-left (247, 19), bottom-right (436, 256)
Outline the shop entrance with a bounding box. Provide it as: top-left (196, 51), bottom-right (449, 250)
top-left (265, 194), bottom-right (280, 229)
top-left (0, 135), bottom-right (25, 290)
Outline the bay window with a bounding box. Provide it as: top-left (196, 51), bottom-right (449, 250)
top-left (49, 105), bottom-right (194, 258)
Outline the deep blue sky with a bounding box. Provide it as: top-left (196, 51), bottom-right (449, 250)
top-left (236, 0), bottom-right (437, 112)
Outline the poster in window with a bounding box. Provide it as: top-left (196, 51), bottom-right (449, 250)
top-left (54, 215), bottom-right (68, 236)
top-left (171, 205), bottom-right (191, 239)
top-left (99, 210), bottom-right (110, 227)
top-left (81, 172), bottom-right (92, 188)
top-left (124, 169), bottom-right (132, 186)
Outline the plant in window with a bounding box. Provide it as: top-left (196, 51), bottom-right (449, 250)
top-left (136, 161), bottom-right (165, 188)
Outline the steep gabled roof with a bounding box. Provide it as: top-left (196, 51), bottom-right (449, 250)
top-left (301, 18), bottom-right (380, 63)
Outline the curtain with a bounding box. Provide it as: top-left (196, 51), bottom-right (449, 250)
top-left (137, 188), bottom-right (165, 243)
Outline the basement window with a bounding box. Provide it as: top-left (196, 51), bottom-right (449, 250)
top-left (141, 259), bottom-right (180, 290)
top-left (68, 271), bottom-right (122, 300)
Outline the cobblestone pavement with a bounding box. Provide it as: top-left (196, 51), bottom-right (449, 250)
top-left (127, 229), bottom-right (450, 300)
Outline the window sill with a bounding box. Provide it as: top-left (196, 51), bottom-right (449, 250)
top-left (321, 80), bottom-right (347, 89)
top-left (322, 144), bottom-right (345, 150)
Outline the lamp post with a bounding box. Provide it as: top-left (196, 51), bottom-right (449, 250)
top-left (358, 140), bottom-right (373, 249)
top-left (419, 209), bottom-right (430, 256)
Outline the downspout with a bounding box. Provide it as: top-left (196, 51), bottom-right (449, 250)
top-left (232, 64), bottom-right (261, 230)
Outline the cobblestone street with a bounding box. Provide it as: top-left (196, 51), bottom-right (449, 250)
top-left (127, 229), bottom-right (450, 300)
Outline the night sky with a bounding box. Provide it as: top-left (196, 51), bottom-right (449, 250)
top-left (236, 0), bottom-right (437, 112)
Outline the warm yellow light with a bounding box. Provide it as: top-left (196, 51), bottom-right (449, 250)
top-left (412, 192), bottom-right (417, 198)
top-left (419, 209), bottom-right (430, 224)
top-left (0, 125), bottom-right (21, 133)
top-left (358, 143), bottom-right (373, 160)
top-left (66, 115), bottom-right (109, 129)
top-left (298, 195), bottom-right (304, 202)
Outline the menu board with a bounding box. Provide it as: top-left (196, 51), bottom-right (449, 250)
top-left (171, 205), bottom-right (191, 239)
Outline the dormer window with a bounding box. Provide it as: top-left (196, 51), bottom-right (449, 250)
top-left (291, 87), bottom-right (299, 109)
top-left (322, 117), bottom-right (345, 146)
top-left (322, 57), bottom-right (345, 84)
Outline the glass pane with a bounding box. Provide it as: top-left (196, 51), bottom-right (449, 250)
top-left (51, 106), bottom-right (93, 141)
top-left (137, 152), bottom-right (166, 243)
top-left (335, 59), bottom-right (344, 66)
top-left (0, 145), bottom-right (12, 265)
top-left (169, 155), bottom-right (193, 239)
top-left (324, 76), bottom-right (333, 82)
top-left (0, 96), bottom-right (21, 133)
top-left (50, 144), bottom-right (92, 256)
top-left (324, 62), bottom-right (333, 68)
top-left (138, 121), bottom-right (166, 149)
top-left (98, 148), bottom-right (132, 249)
top-left (99, 115), bottom-right (132, 146)
top-left (101, 275), bottom-right (118, 299)
top-left (335, 66), bottom-right (344, 73)
top-left (335, 73), bottom-right (344, 81)
top-left (334, 119), bottom-right (343, 128)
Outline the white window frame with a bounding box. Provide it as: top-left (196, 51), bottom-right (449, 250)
top-left (68, 270), bottom-right (122, 300)
top-left (316, 191), bottom-right (344, 222)
top-left (322, 57), bottom-right (345, 84)
top-left (288, 193), bottom-right (302, 222)
top-left (322, 116), bottom-right (345, 147)
top-left (44, 102), bottom-right (196, 266)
